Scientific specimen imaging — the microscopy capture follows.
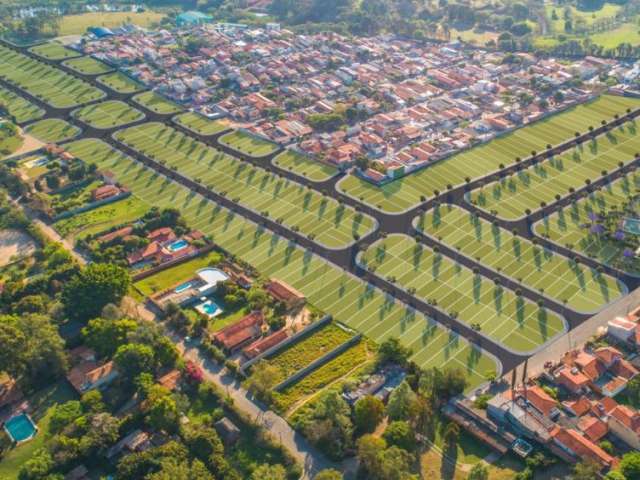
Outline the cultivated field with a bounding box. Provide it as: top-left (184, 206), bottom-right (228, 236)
top-left (219, 130), bottom-right (279, 158)
top-left (63, 138), bottom-right (499, 388)
top-left (97, 72), bottom-right (144, 94)
top-left (337, 95), bottom-right (640, 213)
top-left (72, 100), bottom-right (144, 129)
top-left (114, 122), bottom-right (376, 248)
top-left (273, 150), bottom-right (338, 182)
top-left (25, 119), bottom-right (80, 143)
top-left (132, 91), bottom-right (182, 115)
top-left (0, 87), bottom-right (44, 123)
top-left (359, 234), bottom-right (566, 353)
top-left (174, 112), bottom-right (229, 136)
top-left (0, 45), bottom-right (105, 108)
top-left (469, 120), bottom-right (640, 219)
top-left (62, 56), bottom-right (112, 75)
top-left (29, 42), bottom-right (80, 60)
top-left (415, 205), bottom-right (626, 312)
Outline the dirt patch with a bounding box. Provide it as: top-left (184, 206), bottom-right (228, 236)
top-left (0, 229), bottom-right (37, 267)
top-left (6, 131), bottom-right (45, 158)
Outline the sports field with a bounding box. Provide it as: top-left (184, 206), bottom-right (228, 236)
top-left (63, 138), bottom-right (499, 388)
top-left (219, 130), bottom-right (279, 158)
top-left (0, 46), bottom-right (105, 109)
top-left (97, 72), bottom-right (144, 94)
top-left (28, 42), bottom-right (80, 60)
top-left (273, 150), bottom-right (338, 182)
top-left (337, 95), bottom-right (640, 213)
top-left (115, 122), bottom-right (376, 248)
top-left (62, 56), bottom-right (112, 75)
top-left (174, 112), bottom-right (229, 136)
top-left (0, 87), bottom-right (44, 123)
top-left (416, 205), bottom-right (626, 312)
top-left (72, 100), bottom-right (144, 129)
top-left (534, 173), bottom-right (640, 276)
top-left (25, 119), bottom-right (80, 143)
top-left (469, 120), bottom-right (640, 219)
top-left (132, 91), bottom-right (182, 115)
top-left (359, 234), bottom-right (566, 353)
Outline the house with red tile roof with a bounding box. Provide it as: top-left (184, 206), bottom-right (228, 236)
top-left (213, 311), bottom-right (265, 353)
top-left (577, 415), bottom-right (608, 442)
top-left (67, 359), bottom-right (119, 394)
top-left (91, 184), bottom-right (123, 202)
top-left (555, 366), bottom-right (590, 395)
top-left (242, 330), bottom-right (288, 359)
top-left (609, 404), bottom-right (640, 449)
top-left (562, 396), bottom-right (592, 417)
top-left (517, 385), bottom-right (560, 420)
top-left (550, 426), bottom-right (615, 471)
top-left (265, 278), bottom-right (306, 310)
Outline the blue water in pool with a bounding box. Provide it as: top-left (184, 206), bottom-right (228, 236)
top-left (168, 239), bottom-right (188, 252)
top-left (202, 301), bottom-right (220, 316)
top-left (4, 413), bottom-right (37, 442)
top-left (175, 282), bottom-right (193, 293)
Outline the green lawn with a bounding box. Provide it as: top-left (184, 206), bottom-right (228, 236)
top-left (219, 130), bottom-right (279, 158)
top-left (416, 205), bottom-right (626, 312)
top-left (0, 381), bottom-right (77, 480)
top-left (114, 122), bottom-right (376, 249)
top-left (97, 71), bottom-right (145, 94)
top-left (534, 173), bottom-right (640, 276)
top-left (62, 56), bottom-right (113, 75)
top-left (273, 150), bottom-right (338, 182)
top-left (63, 138), bottom-right (499, 389)
top-left (72, 100), bottom-right (144, 129)
top-left (337, 94), bottom-right (640, 213)
top-left (132, 91), bottom-right (182, 115)
top-left (0, 121), bottom-right (23, 156)
top-left (174, 112), bottom-right (229, 136)
top-left (25, 119), bottom-right (80, 143)
top-left (545, 4), bottom-right (622, 34)
top-left (0, 87), bottom-right (44, 123)
top-left (0, 45), bottom-right (105, 109)
top-left (28, 42), bottom-right (80, 60)
top-left (359, 234), bottom-right (566, 353)
top-left (56, 11), bottom-right (165, 35)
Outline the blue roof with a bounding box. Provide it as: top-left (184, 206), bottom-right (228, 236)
top-left (88, 27), bottom-right (114, 38)
top-left (176, 11), bottom-right (212, 23)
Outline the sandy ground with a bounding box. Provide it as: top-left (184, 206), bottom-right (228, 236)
top-left (0, 229), bottom-right (37, 267)
top-left (5, 131), bottom-right (45, 159)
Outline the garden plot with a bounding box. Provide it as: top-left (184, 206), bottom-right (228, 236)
top-left (219, 130), bottom-right (279, 158)
top-left (25, 119), bottom-right (80, 143)
top-left (0, 87), bottom-right (44, 123)
top-left (97, 72), bottom-right (144, 94)
top-left (273, 150), bottom-right (338, 182)
top-left (29, 42), bottom-right (80, 60)
top-left (132, 91), bottom-right (182, 115)
top-left (174, 112), bottom-right (229, 136)
top-left (62, 56), bottom-right (113, 75)
top-left (72, 100), bottom-right (144, 129)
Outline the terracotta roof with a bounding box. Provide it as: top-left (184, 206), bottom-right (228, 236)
top-left (591, 397), bottom-right (619, 418)
top-left (610, 405), bottom-right (640, 434)
top-left (556, 366), bottom-right (590, 393)
top-left (98, 226), bottom-right (134, 244)
top-left (595, 346), bottom-right (623, 367)
top-left (551, 426), bottom-right (614, 468)
top-left (242, 330), bottom-right (288, 359)
top-left (148, 227), bottom-right (176, 242)
top-left (213, 311), bottom-right (264, 350)
top-left (577, 415), bottom-right (608, 442)
top-left (67, 360), bottom-right (117, 393)
top-left (265, 278), bottom-right (305, 304)
top-left (519, 385), bottom-right (557, 417)
top-left (158, 369), bottom-right (181, 391)
top-left (563, 396), bottom-right (591, 417)
top-left (574, 352), bottom-right (606, 382)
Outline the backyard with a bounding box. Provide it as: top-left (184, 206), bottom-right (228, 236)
top-left (273, 150), bottom-right (338, 182)
top-left (132, 91), bottom-right (182, 115)
top-left (24, 119), bottom-right (80, 143)
top-left (62, 55), bottom-right (113, 75)
top-left (219, 130), bottom-right (279, 158)
top-left (72, 100), bottom-right (144, 129)
top-left (174, 112), bottom-right (229, 136)
top-left (97, 72), bottom-right (144, 94)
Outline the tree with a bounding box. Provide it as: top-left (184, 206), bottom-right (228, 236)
top-left (572, 460), bottom-right (602, 480)
top-left (114, 343), bottom-right (156, 378)
top-left (18, 448), bottom-right (54, 480)
top-left (382, 421), bottom-right (415, 451)
top-left (62, 263), bottom-right (130, 321)
top-left (354, 395), bottom-right (385, 433)
top-left (300, 391), bottom-right (353, 460)
top-left (626, 376), bottom-right (640, 408)
top-left (244, 360), bottom-right (280, 402)
top-left (145, 385), bottom-right (179, 433)
top-left (620, 452), bottom-right (640, 480)
top-left (467, 463), bottom-right (489, 480)
top-left (605, 471), bottom-right (627, 480)
top-left (250, 464), bottom-right (287, 480)
top-left (386, 381), bottom-right (419, 421)
top-left (356, 435), bottom-right (415, 480)
top-left (377, 337), bottom-right (412, 366)
top-left (314, 469), bottom-right (343, 480)
top-left (147, 458), bottom-right (214, 480)
top-left (182, 424), bottom-right (232, 478)
top-left (82, 317), bottom-right (138, 358)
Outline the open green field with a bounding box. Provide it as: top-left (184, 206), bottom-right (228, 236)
top-left (337, 95), bottom-right (640, 213)
top-left (28, 42), bottom-right (80, 60)
top-left (63, 138), bottom-right (499, 388)
top-left (132, 91), bottom-right (182, 115)
top-left (0, 121), bottom-right (23, 156)
top-left (219, 130), bottom-right (279, 158)
top-left (469, 120), bottom-right (640, 219)
top-left (534, 173), bottom-right (640, 276)
top-left (25, 118), bottom-right (80, 143)
top-left (115, 122), bottom-right (376, 248)
top-left (416, 205), bottom-right (626, 312)
top-left (546, 4), bottom-right (622, 34)
top-left (97, 71), bottom-right (144, 94)
top-left (0, 87), bottom-right (44, 123)
top-left (56, 11), bottom-right (165, 36)
top-left (174, 112), bottom-right (229, 136)
top-left (62, 55), bottom-right (112, 75)
top-left (0, 45), bottom-right (105, 109)
top-left (359, 234), bottom-right (566, 353)
top-left (273, 150), bottom-right (338, 182)
top-left (72, 100), bottom-right (144, 129)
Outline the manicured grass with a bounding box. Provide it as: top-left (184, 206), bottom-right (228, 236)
top-left (29, 42), bottom-right (80, 60)
top-left (174, 112), bottom-right (229, 136)
top-left (534, 173), bottom-right (640, 275)
top-left (359, 234), bottom-right (566, 353)
top-left (588, 22), bottom-right (640, 49)
top-left (97, 72), bottom-right (144, 94)
top-left (56, 11), bottom-right (165, 36)
top-left (25, 119), bottom-right (80, 143)
top-left (416, 205), bottom-right (626, 312)
top-left (62, 55), bottom-right (113, 75)
top-left (0, 87), bottom-right (44, 123)
top-left (72, 100), bottom-right (144, 129)
top-left (0, 45), bottom-right (105, 109)
top-left (0, 122), bottom-right (23, 157)
top-left (132, 91), bottom-right (182, 115)
top-left (64, 138), bottom-right (499, 389)
top-left (115, 122), bottom-right (376, 249)
top-left (219, 130), bottom-right (279, 158)
top-left (337, 95), bottom-right (640, 213)
top-left (273, 150), bottom-right (338, 182)
top-left (546, 4), bottom-right (622, 34)
top-left (53, 195), bottom-right (150, 238)
top-left (469, 120), bottom-right (640, 219)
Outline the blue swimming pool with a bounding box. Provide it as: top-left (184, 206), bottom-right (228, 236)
top-left (196, 299), bottom-right (223, 318)
top-left (175, 281), bottom-right (193, 294)
top-left (168, 239), bottom-right (188, 252)
top-left (4, 413), bottom-right (37, 443)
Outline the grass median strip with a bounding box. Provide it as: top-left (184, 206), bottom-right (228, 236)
top-left (73, 100), bottom-right (144, 129)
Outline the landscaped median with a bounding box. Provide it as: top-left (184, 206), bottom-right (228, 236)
top-left (72, 100), bottom-right (145, 130)
top-left (219, 130), bottom-right (279, 158)
top-left (113, 122), bottom-right (376, 249)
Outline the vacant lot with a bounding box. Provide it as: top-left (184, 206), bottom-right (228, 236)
top-left (73, 100), bottom-right (144, 129)
top-left (219, 130), bottom-right (279, 158)
top-left (0, 229), bottom-right (36, 266)
top-left (174, 112), bottom-right (229, 136)
top-left (0, 87), bottom-right (44, 123)
top-left (132, 91), bottom-right (182, 115)
top-left (273, 150), bottom-right (338, 182)
top-left (97, 72), bottom-right (144, 94)
top-left (62, 55), bottom-right (112, 75)
top-left (29, 42), bottom-right (80, 60)
top-left (56, 11), bottom-right (165, 36)
top-left (25, 119), bottom-right (80, 143)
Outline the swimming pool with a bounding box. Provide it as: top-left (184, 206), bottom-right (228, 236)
top-left (195, 299), bottom-right (223, 318)
top-left (4, 413), bottom-right (37, 443)
top-left (175, 281), bottom-right (193, 294)
top-left (167, 239), bottom-right (189, 252)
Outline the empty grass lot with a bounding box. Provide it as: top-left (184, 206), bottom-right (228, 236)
top-left (62, 56), bottom-right (113, 75)
top-left (28, 42), bottom-right (80, 60)
top-left (25, 119), bottom-right (80, 143)
top-left (63, 138), bottom-right (499, 388)
top-left (415, 205), bottom-right (626, 312)
top-left (115, 122), bottom-right (376, 248)
top-left (97, 71), bottom-right (144, 94)
top-left (337, 94), bottom-right (640, 213)
top-left (0, 87), bottom-right (44, 123)
top-left (273, 150), bottom-right (338, 182)
top-left (72, 100), bottom-right (144, 129)
top-left (133, 91), bottom-right (182, 115)
top-left (0, 45), bottom-right (105, 109)
top-left (359, 234), bottom-right (566, 353)
top-left (534, 173), bottom-right (640, 276)
top-left (219, 130), bottom-right (279, 158)
top-left (56, 11), bottom-right (165, 35)
top-left (174, 112), bottom-right (229, 136)
top-left (469, 120), bottom-right (640, 219)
